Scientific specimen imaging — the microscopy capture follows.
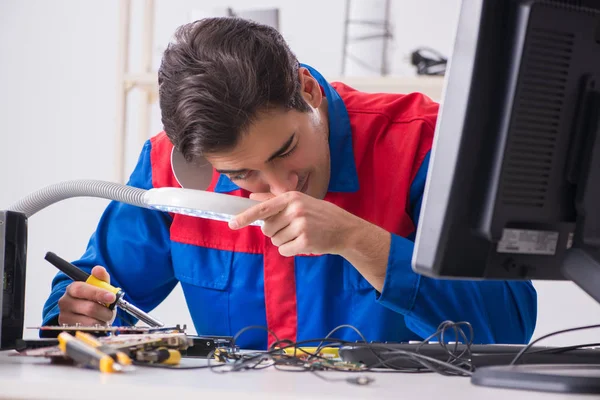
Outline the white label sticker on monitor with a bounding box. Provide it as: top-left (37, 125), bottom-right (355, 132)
top-left (497, 229), bottom-right (559, 255)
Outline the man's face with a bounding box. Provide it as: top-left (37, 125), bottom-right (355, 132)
top-left (205, 70), bottom-right (331, 199)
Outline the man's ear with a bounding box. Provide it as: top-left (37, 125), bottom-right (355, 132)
top-left (298, 67), bottom-right (323, 108)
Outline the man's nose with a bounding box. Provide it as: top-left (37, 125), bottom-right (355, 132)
top-left (264, 171), bottom-right (299, 196)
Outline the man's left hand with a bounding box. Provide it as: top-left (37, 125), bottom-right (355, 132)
top-left (229, 191), bottom-right (391, 291)
top-left (229, 191), bottom-right (359, 256)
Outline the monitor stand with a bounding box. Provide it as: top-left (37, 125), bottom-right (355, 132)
top-left (471, 364), bottom-right (600, 394)
top-left (471, 249), bottom-right (600, 394)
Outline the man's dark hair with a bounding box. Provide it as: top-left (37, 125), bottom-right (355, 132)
top-left (158, 17), bottom-right (310, 162)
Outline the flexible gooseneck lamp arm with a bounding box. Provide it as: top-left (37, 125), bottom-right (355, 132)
top-left (1, 179), bottom-right (259, 349)
top-left (8, 180), bottom-right (148, 218)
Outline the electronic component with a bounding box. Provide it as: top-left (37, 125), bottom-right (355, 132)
top-left (102, 332), bottom-right (192, 353)
top-left (181, 335), bottom-right (234, 358)
top-left (14, 344), bottom-right (63, 358)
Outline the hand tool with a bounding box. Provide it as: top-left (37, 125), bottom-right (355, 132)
top-left (75, 331), bottom-right (133, 366)
top-left (58, 332), bottom-right (122, 373)
top-left (44, 251), bottom-right (164, 327)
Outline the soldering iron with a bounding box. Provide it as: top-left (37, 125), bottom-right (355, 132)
top-left (44, 251), bottom-right (164, 328)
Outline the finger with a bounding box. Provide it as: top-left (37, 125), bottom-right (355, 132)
top-left (278, 237), bottom-right (308, 257)
top-left (249, 192), bottom-right (276, 201)
top-left (59, 294), bottom-right (115, 322)
top-left (58, 312), bottom-right (108, 327)
top-left (230, 196), bottom-right (289, 229)
top-left (91, 265), bottom-right (110, 283)
top-left (270, 221), bottom-right (302, 247)
top-left (66, 282), bottom-right (116, 304)
top-left (67, 298), bottom-right (115, 322)
top-left (261, 211), bottom-right (293, 237)
top-left (261, 196), bottom-right (308, 237)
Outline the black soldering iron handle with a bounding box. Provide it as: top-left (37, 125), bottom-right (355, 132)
top-left (45, 252), bottom-right (90, 282)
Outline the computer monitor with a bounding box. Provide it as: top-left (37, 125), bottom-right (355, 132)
top-left (412, 0), bottom-right (600, 394)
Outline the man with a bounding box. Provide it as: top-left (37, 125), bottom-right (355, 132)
top-left (42, 18), bottom-right (537, 348)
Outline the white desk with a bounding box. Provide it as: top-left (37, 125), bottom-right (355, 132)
top-left (0, 350), bottom-right (591, 400)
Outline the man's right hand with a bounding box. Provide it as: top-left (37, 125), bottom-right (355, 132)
top-left (58, 266), bottom-right (116, 326)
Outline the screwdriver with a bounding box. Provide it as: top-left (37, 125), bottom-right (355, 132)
top-left (134, 347), bottom-right (182, 365)
top-left (75, 331), bottom-right (133, 367)
top-left (44, 251), bottom-right (164, 328)
top-left (58, 331), bottom-right (123, 373)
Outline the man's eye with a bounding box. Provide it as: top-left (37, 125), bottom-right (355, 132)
top-left (279, 143), bottom-right (298, 159)
top-left (230, 171), bottom-right (251, 181)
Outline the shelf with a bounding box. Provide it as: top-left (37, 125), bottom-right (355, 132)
top-left (124, 72), bottom-right (446, 101)
top-left (328, 75), bottom-right (445, 100)
top-left (124, 72), bottom-right (156, 90)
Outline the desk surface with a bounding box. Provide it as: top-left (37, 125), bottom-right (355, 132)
top-left (0, 351), bottom-right (593, 400)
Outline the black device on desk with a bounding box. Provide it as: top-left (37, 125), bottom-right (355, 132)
top-left (340, 343), bottom-right (600, 369)
top-left (409, 0), bottom-right (600, 395)
top-left (0, 211), bottom-right (26, 350)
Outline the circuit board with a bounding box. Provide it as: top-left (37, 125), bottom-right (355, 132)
top-left (15, 323), bottom-right (234, 368)
top-left (29, 324), bottom-right (187, 335)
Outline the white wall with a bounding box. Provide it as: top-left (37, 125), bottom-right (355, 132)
top-left (1, 0), bottom-right (598, 346)
top-left (0, 0), bottom-right (122, 336)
